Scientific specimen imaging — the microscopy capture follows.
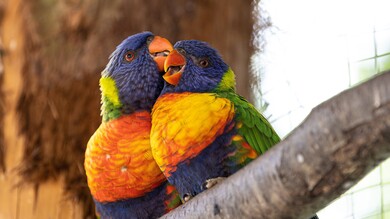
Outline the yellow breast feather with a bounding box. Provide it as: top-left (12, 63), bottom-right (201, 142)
top-left (151, 92), bottom-right (235, 176)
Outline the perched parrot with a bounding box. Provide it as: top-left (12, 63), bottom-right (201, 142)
top-left (150, 39), bottom-right (280, 201)
top-left (84, 32), bottom-right (181, 219)
top-left (150, 40), bottom-right (319, 219)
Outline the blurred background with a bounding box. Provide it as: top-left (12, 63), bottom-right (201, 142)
top-left (255, 0), bottom-right (390, 218)
top-left (0, 0), bottom-right (388, 218)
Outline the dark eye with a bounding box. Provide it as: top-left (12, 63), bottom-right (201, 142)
top-left (124, 51), bottom-right (135, 62)
top-left (198, 59), bottom-right (209, 68)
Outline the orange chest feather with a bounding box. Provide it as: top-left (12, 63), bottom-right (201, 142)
top-left (150, 92), bottom-right (235, 176)
top-left (84, 111), bottom-right (166, 202)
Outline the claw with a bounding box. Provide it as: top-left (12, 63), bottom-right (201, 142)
top-left (183, 193), bottom-right (193, 203)
top-left (203, 177), bottom-right (226, 190)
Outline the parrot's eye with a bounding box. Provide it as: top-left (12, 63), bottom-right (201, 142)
top-left (124, 51), bottom-right (135, 62)
top-left (198, 58), bottom-right (209, 68)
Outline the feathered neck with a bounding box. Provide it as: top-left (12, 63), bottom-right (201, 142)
top-left (100, 77), bottom-right (123, 122)
top-left (213, 68), bottom-right (236, 92)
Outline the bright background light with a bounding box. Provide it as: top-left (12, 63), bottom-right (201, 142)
top-left (253, 0), bottom-right (390, 218)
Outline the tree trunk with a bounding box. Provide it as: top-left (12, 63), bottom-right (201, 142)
top-left (0, 0), bottom-right (253, 218)
top-left (161, 71), bottom-right (390, 219)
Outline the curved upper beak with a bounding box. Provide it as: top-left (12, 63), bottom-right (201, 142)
top-left (163, 49), bottom-right (186, 86)
top-left (148, 36), bottom-right (173, 72)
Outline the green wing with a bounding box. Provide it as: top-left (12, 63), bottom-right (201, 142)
top-left (219, 92), bottom-right (281, 155)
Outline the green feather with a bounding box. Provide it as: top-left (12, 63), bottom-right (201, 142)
top-left (235, 94), bottom-right (280, 154)
top-left (100, 76), bottom-right (122, 122)
top-left (214, 69), bottom-right (280, 157)
top-left (215, 68), bottom-right (236, 92)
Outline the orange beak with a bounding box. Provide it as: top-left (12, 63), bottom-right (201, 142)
top-left (148, 36), bottom-right (173, 72)
top-left (163, 49), bottom-right (186, 86)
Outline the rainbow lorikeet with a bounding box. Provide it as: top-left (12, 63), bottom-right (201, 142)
top-left (150, 40), bottom-right (319, 219)
top-left (150, 40), bottom-right (280, 201)
top-left (84, 32), bottom-right (181, 219)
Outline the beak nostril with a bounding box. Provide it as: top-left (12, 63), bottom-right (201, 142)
top-left (177, 48), bottom-right (186, 55)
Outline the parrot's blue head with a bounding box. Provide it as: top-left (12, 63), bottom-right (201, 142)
top-left (161, 40), bottom-right (232, 94)
top-left (102, 31), bottom-right (173, 113)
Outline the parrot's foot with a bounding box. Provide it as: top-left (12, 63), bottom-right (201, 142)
top-left (203, 177), bottom-right (226, 190)
top-left (182, 194), bottom-right (193, 203)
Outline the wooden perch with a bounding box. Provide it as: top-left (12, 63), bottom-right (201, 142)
top-left (161, 71), bottom-right (390, 219)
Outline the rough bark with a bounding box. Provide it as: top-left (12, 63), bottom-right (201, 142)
top-left (0, 0), bottom-right (253, 218)
top-left (0, 0), bottom-right (5, 174)
top-left (0, 38), bottom-right (4, 173)
top-left (161, 71), bottom-right (390, 219)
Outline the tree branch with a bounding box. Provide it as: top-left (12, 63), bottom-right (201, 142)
top-left (162, 71), bottom-right (390, 219)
